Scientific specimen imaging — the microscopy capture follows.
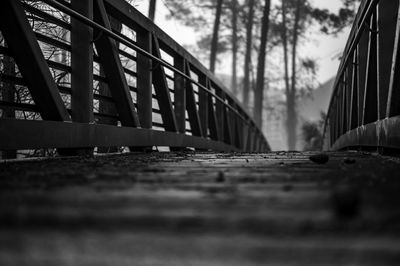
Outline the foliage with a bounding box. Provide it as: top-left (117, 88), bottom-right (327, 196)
top-left (301, 112), bottom-right (326, 151)
top-left (310, 0), bottom-right (361, 35)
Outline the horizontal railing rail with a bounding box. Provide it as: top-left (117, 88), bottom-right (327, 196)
top-left (0, 0), bottom-right (270, 157)
top-left (323, 0), bottom-right (400, 151)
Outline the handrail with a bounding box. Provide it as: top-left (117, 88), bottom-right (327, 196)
top-left (41, 0), bottom-right (251, 125)
top-left (324, 0), bottom-right (378, 125)
top-left (323, 0), bottom-right (400, 151)
top-left (0, 0), bottom-right (270, 155)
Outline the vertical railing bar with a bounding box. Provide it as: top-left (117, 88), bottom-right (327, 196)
top-left (0, 0), bottom-right (271, 153)
top-left (386, 2), bottom-right (400, 117)
top-left (173, 56), bottom-right (186, 133)
top-left (362, 11), bottom-right (378, 125)
top-left (185, 61), bottom-right (203, 137)
top-left (93, 0), bottom-right (140, 127)
top-left (207, 79), bottom-right (219, 141)
top-left (151, 33), bottom-right (178, 132)
top-left (137, 29), bottom-right (153, 129)
top-left (198, 75), bottom-right (209, 138)
top-left (71, 0), bottom-right (94, 125)
top-left (0, 0), bottom-right (70, 121)
top-left (215, 88), bottom-right (225, 142)
top-left (350, 50), bottom-right (358, 130)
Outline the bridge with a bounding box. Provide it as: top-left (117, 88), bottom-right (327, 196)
top-left (1, 0), bottom-right (400, 265)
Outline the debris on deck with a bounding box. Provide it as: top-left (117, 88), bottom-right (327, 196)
top-left (1, 151), bottom-right (400, 266)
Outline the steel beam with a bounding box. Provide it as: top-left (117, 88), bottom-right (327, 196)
top-left (207, 80), bottom-right (219, 141)
top-left (215, 88), bottom-right (225, 141)
top-left (223, 104), bottom-right (233, 145)
top-left (377, 0), bottom-right (398, 119)
top-left (330, 116), bottom-right (400, 151)
top-left (136, 30), bottom-right (153, 129)
top-left (349, 51), bottom-right (358, 130)
top-left (173, 56), bottom-right (186, 133)
top-left (387, 2), bottom-right (400, 117)
top-left (357, 26), bottom-right (369, 126)
top-left (0, 0), bottom-right (70, 121)
top-left (362, 12), bottom-right (378, 125)
top-left (71, 0), bottom-right (94, 123)
top-left (198, 75), bottom-right (209, 138)
top-left (93, 0), bottom-right (140, 127)
top-left (0, 119), bottom-right (238, 152)
top-left (151, 34), bottom-right (178, 132)
top-left (185, 61), bottom-right (203, 137)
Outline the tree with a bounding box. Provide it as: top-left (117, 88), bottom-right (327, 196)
top-left (242, 0), bottom-right (255, 110)
top-left (302, 112), bottom-right (325, 151)
top-left (230, 0), bottom-right (238, 94)
top-left (253, 0), bottom-right (271, 128)
top-left (209, 0), bottom-right (224, 73)
top-left (273, 0), bottom-right (359, 150)
top-left (164, 0), bottom-right (228, 74)
top-left (149, 0), bottom-right (157, 21)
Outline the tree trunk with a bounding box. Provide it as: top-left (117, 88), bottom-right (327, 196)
top-left (243, 0), bottom-right (255, 109)
top-left (209, 0), bottom-right (224, 73)
top-left (231, 0), bottom-right (238, 96)
top-left (253, 0), bottom-right (271, 128)
top-left (148, 0), bottom-right (156, 21)
top-left (286, 0), bottom-right (301, 150)
top-left (281, 0), bottom-right (292, 150)
top-left (281, 0), bottom-right (290, 98)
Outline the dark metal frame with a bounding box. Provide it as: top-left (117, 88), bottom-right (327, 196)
top-left (0, 0), bottom-right (270, 153)
top-left (323, 0), bottom-right (400, 151)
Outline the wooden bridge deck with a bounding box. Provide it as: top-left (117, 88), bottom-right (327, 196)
top-left (1, 151), bottom-right (400, 265)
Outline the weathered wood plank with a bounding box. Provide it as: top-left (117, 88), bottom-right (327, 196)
top-left (0, 151), bottom-right (400, 265)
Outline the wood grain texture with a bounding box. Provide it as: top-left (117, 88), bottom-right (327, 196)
top-left (0, 151), bottom-right (400, 265)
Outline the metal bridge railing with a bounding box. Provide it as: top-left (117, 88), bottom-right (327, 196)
top-left (323, 0), bottom-right (400, 151)
top-left (0, 0), bottom-right (270, 155)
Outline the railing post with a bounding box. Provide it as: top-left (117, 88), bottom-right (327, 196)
top-left (362, 11), bottom-right (378, 125)
top-left (253, 128), bottom-right (259, 152)
top-left (377, 0), bottom-right (398, 119)
top-left (223, 101), bottom-right (232, 145)
top-left (172, 56), bottom-right (185, 134)
top-left (248, 125), bottom-right (254, 152)
top-left (341, 76), bottom-right (348, 135)
top-left (387, 1), bottom-right (400, 117)
top-left (358, 22), bottom-right (369, 126)
top-left (207, 81), bottom-right (219, 141)
top-left (216, 88), bottom-right (225, 142)
top-left (63, 0), bottom-right (94, 155)
top-left (335, 98), bottom-right (340, 142)
top-left (349, 51), bottom-right (358, 130)
top-left (185, 62), bottom-right (203, 137)
top-left (151, 34), bottom-right (178, 132)
top-left (199, 75), bottom-right (209, 138)
top-left (71, 0), bottom-right (94, 124)
top-left (93, 0), bottom-right (140, 128)
top-left (233, 111), bottom-right (242, 150)
top-left (136, 30), bottom-right (153, 129)
top-left (345, 65), bottom-right (352, 133)
top-left (245, 122), bottom-right (251, 152)
top-left (0, 0), bottom-right (70, 122)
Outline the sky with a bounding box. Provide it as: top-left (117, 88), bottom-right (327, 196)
top-left (133, 0), bottom-right (353, 84)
